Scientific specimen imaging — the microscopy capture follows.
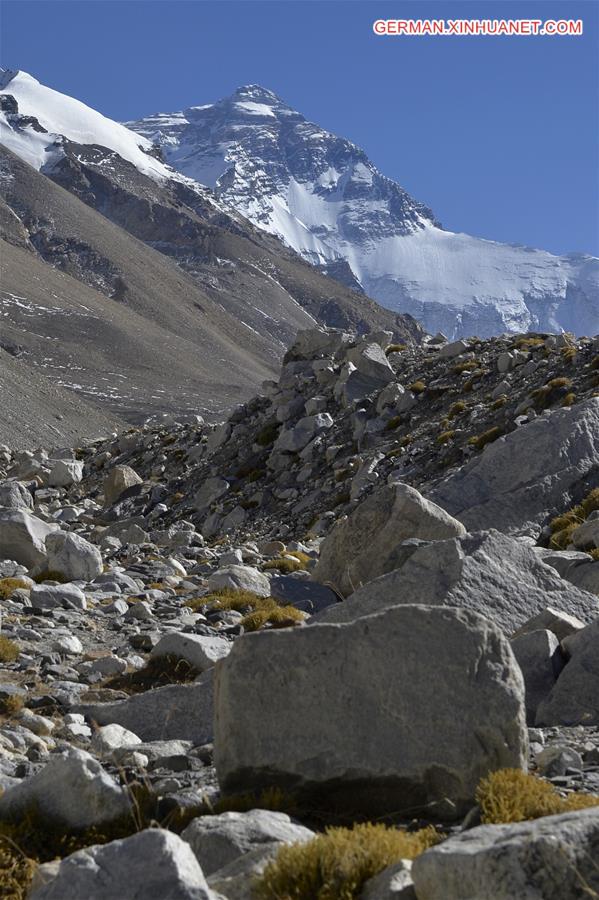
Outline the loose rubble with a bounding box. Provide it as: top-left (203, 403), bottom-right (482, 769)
top-left (0, 326), bottom-right (598, 898)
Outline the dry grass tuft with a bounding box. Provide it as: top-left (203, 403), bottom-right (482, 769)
top-left (476, 769), bottom-right (599, 825)
top-left (263, 558), bottom-right (304, 574)
top-left (549, 488), bottom-right (599, 550)
top-left (0, 579), bottom-right (30, 600)
top-left (254, 823), bottom-right (440, 900)
top-left (385, 344), bottom-right (406, 355)
top-left (468, 426), bottom-right (502, 451)
top-left (436, 430), bottom-right (455, 445)
top-left (0, 636), bottom-right (20, 663)
top-left (240, 599), bottom-right (305, 632)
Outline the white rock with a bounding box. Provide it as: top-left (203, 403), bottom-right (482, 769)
top-left (207, 565), bottom-right (270, 598)
top-left (151, 632), bottom-right (231, 671)
top-left (91, 724), bottom-right (142, 756)
top-left (411, 807), bottom-right (599, 899)
top-left (0, 508), bottom-right (58, 569)
top-left (47, 459), bottom-right (84, 487)
top-left (181, 808), bottom-right (314, 876)
top-left (215, 604), bottom-right (527, 820)
top-left (103, 464), bottom-right (142, 505)
top-left (0, 748), bottom-right (130, 829)
top-left (45, 531), bottom-right (103, 581)
top-left (30, 828), bottom-right (216, 900)
top-left (312, 481), bottom-right (466, 596)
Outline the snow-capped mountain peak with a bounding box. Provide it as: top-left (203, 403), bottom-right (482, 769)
top-left (127, 85), bottom-right (598, 338)
top-left (0, 68), bottom-right (171, 179)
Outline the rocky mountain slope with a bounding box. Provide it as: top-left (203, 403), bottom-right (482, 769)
top-left (0, 348), bottom-right (123, 450)
top-left (0, 70), bottom-right (422, 428)
top-left (0, 325), bottom-right (598, 897)
top-left (128, 84), bottom-right (599, 339)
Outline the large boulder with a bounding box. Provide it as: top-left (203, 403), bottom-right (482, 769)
top-left (0, 480), bottom-right (33, 510)
top-left (345, 343), bottom-right (395, 384)
top-left (411, 807), bottom-right (599, 900)
top-left (207, 565), bottom-right (270, 598)
top-left (315, 530), bottom-right (599, 634)
top-left (151, 633), bottom-right (231, 671)
top-left (0, 508), bottom-right (57, 569)
top-left (312, 482), bottom-right (466, 596)
top-left (47, 459), bottom-right (83, 487)
top-left (45, 530), bottom-right (103, 581)
top-left (103, 464), bottom-right (142, 506)
top-left (428, 398), bottom-right (599, 535)
top-left (214, 605), bottom-right (527, 820)
top-left (76, 671), bottom-right (214, 744)
top-left (30, 829), bottom-right (216, 900)
top-left (510, 630), bottom-right (564, 724)
top-left (274, 413), bottom-right (334, 454)
top-left (536, 619), bottom-right (599, 725)
top-left (0, 748), bottom-right (130, 830)
top-left (181, 809), bottom-right (314, 876)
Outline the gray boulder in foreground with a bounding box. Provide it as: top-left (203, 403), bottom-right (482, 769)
top-left (0, 748), bottom-right (130, 830)
top-left (181, 808), bottom-right (314, 876)
top-left (76, 670), bottom-right (214, 744)
top-left (30, 828), bottom-right (216, 900)
top-left (312, 482), bottom-right (466, 596)
top-left (536, 619), bottom-right (599, 725)
top-left (214, 604), bottom-right (527, 820)
top-left (0, 508), bottom-right (57, 569)
top-left (45, 530), bottom-right (103, 581)
top-left (510, 629), bottom-right (563, 724)
top-left (411, 806), bottom-right (599, 900)
top-left (428, 398), bottom-right (599, 535)
top-left (315, 530), bottom-right (599, 634)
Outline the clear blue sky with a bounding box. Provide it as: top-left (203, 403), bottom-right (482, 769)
top-left (2, 0), bottom-right (598, 256)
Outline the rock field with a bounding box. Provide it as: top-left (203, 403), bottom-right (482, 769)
top-left (0, 326), bottom-right (598, 898)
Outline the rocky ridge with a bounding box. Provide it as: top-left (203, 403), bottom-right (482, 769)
top-left (0, 326), bottom-right (598, 898)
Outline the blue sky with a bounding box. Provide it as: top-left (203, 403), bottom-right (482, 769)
top-left (2, 0), bottom-right (598, 256)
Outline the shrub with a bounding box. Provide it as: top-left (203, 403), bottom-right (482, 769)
top-left (476, 769), bottom-right (599, 825)
top-left (514, 337), bottom-right (545, 349)
top-left (240, 599), bottom-right (305, 632)
top-left (447, 401), bottom-right (466, 419)
top-left (0, 839), bottom-right (37, 900)
top-left (591, 355), bottom-right (599, 371)
top-left (436, 430), bottom-right (455, 445)
top-left (560, 346), bottom-right (577, 363)
top-left (490, 395), bottom-right (508, 410)
top-left (0, 579), bottom-right (30, 600)
top-left (409, 381), bottom-right (426, 394)
top-left (549, 488), bottom-right (599, 550)
top-left (384, 416), bottom-right (402, 432)
top-left (185, 587), bottom-right (266, 612)
top-left (452, 359), bottom-right (479, 374)
top-left (0, 636), bottom-right (19, 663)
top-left (287, 551), bottom-right (311, 567)
top-left (263, 558), bottom-right (303, 574)
top-left (254, 823), bottom-right (440, 900)
top-left (256, 423), bottom-right (281, 447)
top-left (468, 426), bottom-right (502, 451)
top-left (0, 694), bottom-right (23, 716)
top-left (334, 491), bottom-right (351, 507)
top-left (385, 344), bottom-right (406, 355)
top-left (560, 392), bottom-right (576, 407)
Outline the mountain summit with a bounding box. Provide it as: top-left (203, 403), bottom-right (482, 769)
top-left (128, 86), bottom-right (598, 339)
